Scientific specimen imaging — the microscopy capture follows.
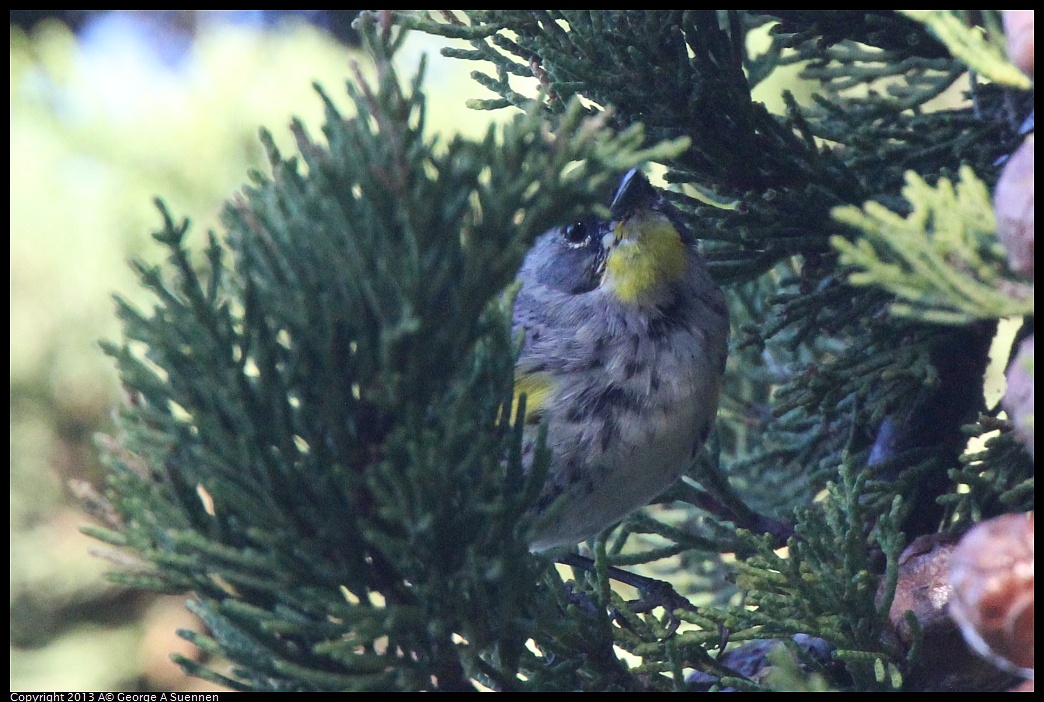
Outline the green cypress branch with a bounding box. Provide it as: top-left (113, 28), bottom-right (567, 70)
top-left (901, 11), bottom-right (1033, 89)
top-left (87, 10), bottom-right (1034, 691)
top-left (832, 167), bottom-right (1033, 324)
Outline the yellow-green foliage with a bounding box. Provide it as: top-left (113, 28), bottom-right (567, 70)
top-left (901, 11), bottom-right (1032, 89)
top-left (831, 167), bottom-right (1033, 325)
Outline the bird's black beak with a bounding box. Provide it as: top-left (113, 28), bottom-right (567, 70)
top-left (610, 168), bottom-right (657, 220)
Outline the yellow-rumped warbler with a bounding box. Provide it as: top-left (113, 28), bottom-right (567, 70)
top-left (514, 169), bottom-right (729, 551)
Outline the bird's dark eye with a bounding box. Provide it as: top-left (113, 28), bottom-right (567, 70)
top-left (563, 221), bottom-right (588, 245)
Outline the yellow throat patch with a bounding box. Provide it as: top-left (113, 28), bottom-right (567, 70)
top-left (603, 212), bottom-right (687, 303)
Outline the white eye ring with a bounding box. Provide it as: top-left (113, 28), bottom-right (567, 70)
top-left (562, 222), bottom-right (590, 248)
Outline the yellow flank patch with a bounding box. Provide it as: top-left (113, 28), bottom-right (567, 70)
top-left (512, 370), bottom-right (554, 423)
top-left (604, 212), bottom-right (687, 303)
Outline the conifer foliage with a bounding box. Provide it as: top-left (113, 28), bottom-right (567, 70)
top-left (92, 11), bottom-right (1032, 691)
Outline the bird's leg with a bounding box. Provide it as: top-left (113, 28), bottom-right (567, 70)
top-left (557, 552), bottom-right (702, 636)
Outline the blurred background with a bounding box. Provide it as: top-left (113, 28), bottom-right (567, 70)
top-left (9, 10), bottom-right (510, 691)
